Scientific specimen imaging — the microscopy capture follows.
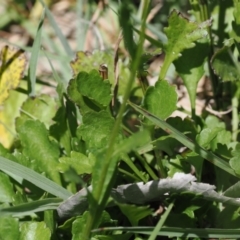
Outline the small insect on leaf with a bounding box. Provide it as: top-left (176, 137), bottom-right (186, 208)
top-left (0, 45), bottom-right (27, 105)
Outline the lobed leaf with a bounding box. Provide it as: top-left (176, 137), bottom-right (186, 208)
top-left (211, 46), bottom-right (240, 81)
top-left (18, 120), bottom-right (61, 183)
top-left (160, 10), bottom-right (210, 79)
top-left (58, 151), bottom-right (94, 175)
top-left (16, 95), bottom-right (57, 132)
top-left (76, 70), bottom-right (112, 107)
top-left (77, 110), bottom-right (115, 150)
top-left (70, 51), bottom-right (114, 80)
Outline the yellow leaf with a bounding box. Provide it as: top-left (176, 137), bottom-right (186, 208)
top-left (0, 46), bottom-right (27, 105)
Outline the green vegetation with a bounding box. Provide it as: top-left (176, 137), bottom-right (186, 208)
top-left (0, 0), bottom-right (240, 239)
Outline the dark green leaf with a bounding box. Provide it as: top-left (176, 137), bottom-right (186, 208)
top-left (174, 42), bottom-right (209, 115)
top-left (76, 70), bottom-right (112, 107)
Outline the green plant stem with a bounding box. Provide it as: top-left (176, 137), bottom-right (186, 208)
top-left (83, 1), bottom-right (150, 238)
top-left (135, 151), bottom-right (159, 180)
top-left (118, 168), bottom-right (140, 181)
top-left (159, 57), bottom-right (171, 80)
top-left (199, 0), bottom-right (220, 108)
top-left (148, 201), bottom-right (174, 240)
top-left (122, 155), bottom-right (147, 182)
top-left (153, 148), bottom-right (167, 178)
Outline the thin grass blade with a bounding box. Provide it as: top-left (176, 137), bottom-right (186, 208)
top-left (0, 198), bottom-right (62, 217)
top-left (0, 156), bottom-right (72, 200)
top-left (128, 102), bottom-right (237, 177)
top-left (92, 226), bottom-right (240, 238)
top-left (38, 0), bottom-right (73, 57)
top-left (29, 10), bottom-right (45, 96)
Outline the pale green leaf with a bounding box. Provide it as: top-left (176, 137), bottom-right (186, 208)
top-left (16, 95), bottom-right (57, 132)
top-left (18, 119), bottom-right (61, 183)
top-left (0, 172), bottom-right (15, 203)
top-left (77, 110), bottom-right (115, 149)
top-left (0, 217), bottom-right (19, 240)
top-left (58, 151), bottom-right (94, 174)
top-left (19, 222), bottom-right (51, 240)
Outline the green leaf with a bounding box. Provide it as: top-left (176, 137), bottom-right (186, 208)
top-left (0, 172), bottom-right (15, 203)
top-left (196, 116), bottom-right (232, 151)
top-left (118, 204), bottom-right (152, 226)
top-left (230, 143), bottom-right (240, 175)
top-left (167, 156), bottom-right (191, 177)
top-left (19, 222), bottom-right (51, 240)
top-left (70, 51), bottom-right (114, 81)
top-left (77, 110), bottom-right (115, 150)
top-left (160, 10), bottom-right (210, 79)
top-left (16, 95), bottom-right (57, 132)
top-left (216, 206), bottom-right (240, 228)
top-left (76, 70), bottom-right (112, 107)
top-left (174, 42), bottom-right (209, 116)
top-left (58, 151), bottom-right (94, 174)
top-left (50, 98), bottom-right (78, 156)
top-left (211, 46), bottom-right (240, 81)
top-left (196, 128), bottom-right (223, 149)
top-left (72, 212), bottom-right (89, 240)
top-left (128, 102), bottom-right (236, 176)
top-left (143, 80), bottom-right (177, 120)
top-left (67, 78), bottom-right (93, 114)
top-left (18, 119), bottom-right (61, 183)
top-left (113, 130), bottom-right (151, 157)
top-left (224, 180), bottom-right (240, 198)
top-left (0, 217), bottom-right (19, 240)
